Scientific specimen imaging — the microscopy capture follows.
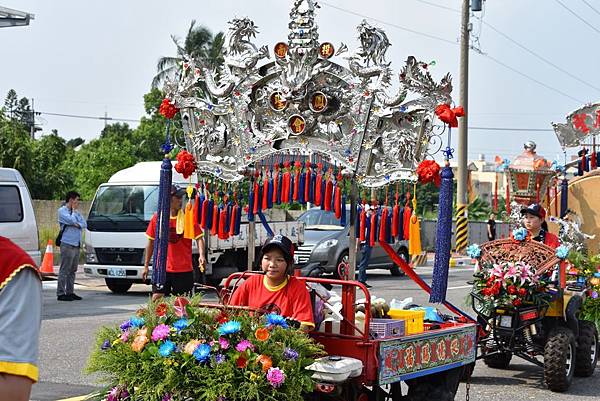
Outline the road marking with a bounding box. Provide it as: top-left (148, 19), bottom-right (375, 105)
top-left (56, 395), bottom-right (93, 401)
top-left (447, 285), bottom-right (472, 290)
top-left (42, 281), bottom-right (86, 290)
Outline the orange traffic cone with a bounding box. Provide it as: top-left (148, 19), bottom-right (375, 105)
top-left (40, 240), bottom-right (55, 275)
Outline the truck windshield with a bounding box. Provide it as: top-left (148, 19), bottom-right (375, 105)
top-left (87, 185), bottom-right (158, 231)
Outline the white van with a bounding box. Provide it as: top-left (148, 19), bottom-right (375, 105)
top-left (0, 168), bottom-right (41, 265)
top-left (83, 161), bottom-right (194, 293)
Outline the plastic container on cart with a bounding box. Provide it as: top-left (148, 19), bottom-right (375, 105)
top-left (306, 356), bottom-right (364, 383)
top-left (369, 318), bottom-right (405, 338)
top-left (387, 309), bottom-right (425, 335)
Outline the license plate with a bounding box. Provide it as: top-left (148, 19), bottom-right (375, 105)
top-left (108, 267), bottom-right (126, 277)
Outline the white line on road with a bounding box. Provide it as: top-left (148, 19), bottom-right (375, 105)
top-left (446, 285), bottom-right (472, 290)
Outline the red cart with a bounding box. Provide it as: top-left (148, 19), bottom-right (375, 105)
top-left (221, 273), bottom-right (477, 401)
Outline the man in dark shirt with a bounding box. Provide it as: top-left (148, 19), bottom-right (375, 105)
top-left (487, 213), bottom-right (496, 241)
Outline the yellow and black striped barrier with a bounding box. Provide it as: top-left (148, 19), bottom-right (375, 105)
top-left (411, 252), bottom-right (428, 267)
top-left (455, 204), bottom-right (468, 252)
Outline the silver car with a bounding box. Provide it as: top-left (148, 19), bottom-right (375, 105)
top-left (295, 207), bottom-right (409, 277)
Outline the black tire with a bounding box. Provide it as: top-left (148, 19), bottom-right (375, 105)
top-left (544, 326), bottom-right (576, 392)
top-left (335, 251), bottom-right (349, 279)
top-left (483, 351), bottom-right (512, 369)
top-left (575, 320), bottom-right (598, 377)
top-left (105, 278), bottom-right (133, 294)
top-left (390, 247), bottom-right (408, 277)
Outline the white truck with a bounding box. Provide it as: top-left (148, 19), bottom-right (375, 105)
top-left (83, 161), bottom-right (304, 293)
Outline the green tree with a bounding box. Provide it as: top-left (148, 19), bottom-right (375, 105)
top-left (468, 196), bottom-right (492, 221)
top-left (0, 109), bottom-right (33, 181)
top-left (100, 122), bottom-right (133, 141)
top-left (3, 89), bottom-right (18, 118)
top-left (65, 136), bottom-right (138, 199)
top-left (152, 21), bottom-right (224, 88)
top-left (29, 131), bottom-right (73, 199)
top-left (66, 137), bottom-right (85, 148)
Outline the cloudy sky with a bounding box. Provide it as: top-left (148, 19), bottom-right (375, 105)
top-left (2, 0), bottom-right (599, 163)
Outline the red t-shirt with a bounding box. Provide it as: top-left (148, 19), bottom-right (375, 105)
top-left (145, 213), bottom-right (203, 273)
top-left (230, 275), bottom-right (314, 327)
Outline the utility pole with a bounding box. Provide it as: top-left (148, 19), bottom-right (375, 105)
top-left (455, 0), bottom-right (471, 253)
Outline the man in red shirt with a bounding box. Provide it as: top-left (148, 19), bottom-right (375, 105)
top-left (229, 235), bottom-right (314, 330)
top-left (143, 185), bottom-right (205, 299)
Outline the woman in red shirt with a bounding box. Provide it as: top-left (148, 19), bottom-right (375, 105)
top-left (229, 235), bottom-right (314, 330)
top-left (521, 203), bottom-right (560, 248)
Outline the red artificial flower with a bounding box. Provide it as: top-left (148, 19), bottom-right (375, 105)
top-left (482, 288), bottom-right (491, 296)
top-left (416, 160), bottom-right (441, 187)
top-left (155, 302), bottom-right (168, 317)
top-left (236, 356), bottom-right (248, 369)
top-left (512, 298), bottom-right (522, 307)
top-left (216, 310), bottom-right (229, 324)
top-left (435, 104), bottom-right (465, 128)
top-left (508, 285), bottom-right (517, 295)
top-left (175, 150), bottom-right (197, 179)
top-left (518, 288), bottom-right (527, 297)
top-left (159, 98), bottom-right (179, 119)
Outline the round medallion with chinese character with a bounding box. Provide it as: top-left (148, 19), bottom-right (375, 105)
top-left (274, 42), bottom-right (289, 59)
top-left (309, 91), bottom-right (328, 113)
top-left (319, 42), bottom-right (335, 59)
top-left (288, 114), bottom-right (306, 135)
top-left (269, 91), bottom-right (288, 112)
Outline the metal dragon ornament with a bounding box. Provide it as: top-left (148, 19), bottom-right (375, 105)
top-left (164, 0), bottom-right (454, 187)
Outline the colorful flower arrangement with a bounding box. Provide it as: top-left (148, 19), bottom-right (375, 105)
top-left (87, 295), bottom-right (324, 401)
top-left (472, 261), bottom-right (552, 310)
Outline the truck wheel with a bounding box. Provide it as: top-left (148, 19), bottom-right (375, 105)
top-left (483, 351), bottom-right (512, 369)
top-left (544, 326), bottom-right (576, 392)
top-left (390, 248), bottom-right (408, 277)
top-left (575, 320), bottom-right (598, 377)
top-left (105, 278), bottom-right (133, 294)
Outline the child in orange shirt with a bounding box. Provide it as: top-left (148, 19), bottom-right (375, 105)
top-left (229, 235), bottom-right (314, 330)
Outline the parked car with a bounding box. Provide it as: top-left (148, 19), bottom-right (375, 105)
top-left (0, 168), bottom-right (40, 265)
top-left (295, 206), bottom-right (409, 277)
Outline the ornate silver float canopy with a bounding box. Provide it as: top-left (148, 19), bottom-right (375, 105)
top-left (552, 102), bottom-right (600, 148)
top-left (164, 0), bottom-right (454, 187)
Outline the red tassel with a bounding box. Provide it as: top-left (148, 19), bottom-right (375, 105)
top-left (360, 208), bottom-right (366, 242)
top-left (324, 172), bottom-right (333, 211)
top-left (253, 179), bottom-right (260, 213)
top-left (282, 161), bottom-right (291, 204)
top-left (229, 204), bottom-right (238, 236)
top-left (304, 161), bottom-right (311, 201)
top-left (315, 163), bottom-right (323, 206)
top-left (201, 197), bottom-right (210, 229)
top-left (554, 179), bottom-right (558, 217)
top-left (293, 161), bottom-right (301, 201)
top-left (211, 204), bottom-right (218, 236)
top-left (334, 186), bottom-right (341, 219)
top-left (272, 169), bottom-right (279, 204)
top-left (379, 206), bottom-right (388, 243)
top-left (262, 175), bottom-right (269, 210)
top-left (403, 203), bottom-right (411, 241)
top-left (592, 151), bottom-right (597, 170)
top-left (392, 204), bottom-right (399, 238)
top-left (506, 181), bottom-right (511, 214)
top-left (218, 207), bottom-right (228, 240)
top-left (369, 211), bottom-right (377, 247)
top-left (193, 193), bottom-right (199, 225)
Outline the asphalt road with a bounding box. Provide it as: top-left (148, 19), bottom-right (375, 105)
top-left (31, 264), bottom-right (600, 401)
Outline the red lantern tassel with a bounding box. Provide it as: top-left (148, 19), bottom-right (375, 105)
top-left (229, 204), bottom-right (238, 237)
top-left (304, 161), bottom-right (311, 201)
top-left (403, 194), bottom-right (411, 241)
top-left (314, 163), bottom-right (323, 206)
top-left (324, 173), bottom-right (333, 212)
top-left (369, 211), bottom-right (377, 247)
top-left (392, 204), bottom-right (399, 239)
top-left (262, 175), bottom-right (269, 210)
top-left (334, 185), bottom-right (341, 219)
top-left (506, 180), bottom-right (511, 214)
top-left (554, 179), bottom-right (558, 217)
top-left (201, 197), bottom-right (210, 229)
top-left (592, 151), bottom-right (597, 170)
top-left (211, 203), bottom-right (219, 236)
top-left (359, 208), bottom-right (366, 242)
top-left (293, 161), bottom-right (301, 201)
top-left (253, 173), bottom-right (260, 213)
top-left (379, 206), bottom-right (389, 243)
top-left (272, 169), bottom-right (279, 205)
top-left (218, 206), bottom-right (228, 240)
top-left (193, 192), bottom-right (200, 225)
top-left (282, 161), bottom-right (291, 204)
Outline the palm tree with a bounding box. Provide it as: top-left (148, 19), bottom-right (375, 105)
top-left (152, 20), bottom-right (225, 88)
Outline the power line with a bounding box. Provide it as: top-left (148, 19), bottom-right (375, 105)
top-left (470, 126), bottom-right (553, 132)
top-left (38, 111), bottom-right (141, 123)
top-left (318, 1), bottom-right (458, 45)
top-left (318, 1), bottom-right (586, 105)
top-left (480, 20), bottom-right (600, 93)
top-left (581, 0), bottom-right (600, 17)
top-left (554, 0), bottom-right (600, 35)
top-left (413, 0), bottom-right (600, 93)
